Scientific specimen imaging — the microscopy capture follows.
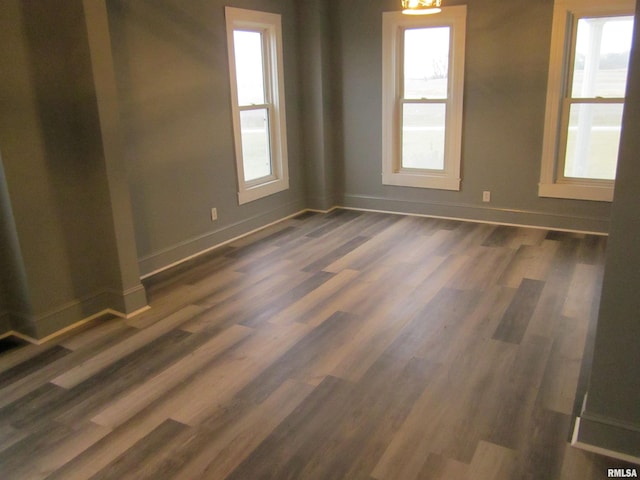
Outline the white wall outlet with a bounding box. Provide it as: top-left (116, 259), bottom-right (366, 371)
top-left (482, 191), bottom-right (491, 203)
top-left (211, 208), bottom-right (218, 221)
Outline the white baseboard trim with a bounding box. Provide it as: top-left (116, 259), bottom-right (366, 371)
top-left (140, 203), bottom-right (309, 279)
top-left (337, 204), bottom-right (608, 236)
top-left (1, 286), bottom-right (149, 344)
top-left (341, 194), bottom-right (609, 235)
top-left (305, 206), bottom-right (339, 214)
top-left (140, 202), bottom-right (607, 284)
top-left (0, 305), bottom-right (150, 345)
top-left (572, 416), bottom-right (640, 465)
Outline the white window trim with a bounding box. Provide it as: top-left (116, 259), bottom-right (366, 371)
top-left (539, 0), bottom-right (635, 202)
top-left (225, 7), bottom-right (289, 205)
top-left (382, 6), bottom-right (466, 191)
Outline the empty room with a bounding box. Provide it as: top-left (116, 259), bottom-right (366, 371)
top-left (1, 0), bottom-right (639, 478)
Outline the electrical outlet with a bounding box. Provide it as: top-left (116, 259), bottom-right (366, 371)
top-left (211, 208), bottom-right (218, 221)
top-left (482, 191), bottom-right (491, 203)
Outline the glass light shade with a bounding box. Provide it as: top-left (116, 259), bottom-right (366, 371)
top-left (402, 0), bottom-right (442, 15)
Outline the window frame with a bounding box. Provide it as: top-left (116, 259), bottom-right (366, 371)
top-left (382, 6), bottom-right (467, 190)
top-left (225, 7), bottom-right (289, 205)
top-left (539, 0), bottom-right (635, 202)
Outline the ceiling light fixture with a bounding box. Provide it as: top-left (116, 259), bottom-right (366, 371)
top-left (401, 0), bottom-right (442, 15)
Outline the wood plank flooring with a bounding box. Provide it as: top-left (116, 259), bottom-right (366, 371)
top-left (0, 209), bottom-right (635, 479)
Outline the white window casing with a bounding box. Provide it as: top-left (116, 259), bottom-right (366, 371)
top-left (539, 0), bottom-right (635, 202)
top-left (226, 7), bottom-right (289, 204)
top-left (382, 6), bottom-right (467, 190)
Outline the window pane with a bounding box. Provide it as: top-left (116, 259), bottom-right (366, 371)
top-left (233, 30), bottom-right (266, 106)
top-left (240, 108), bottom-right (272, 181)
top-left (402, 103), bottom-right (446, 170)
top-left (571, 16), bottom-right (634, 98)
top-left (563, 103), bottom-right (623, 180)
top-left (404, 27), bottom-right (450, 100)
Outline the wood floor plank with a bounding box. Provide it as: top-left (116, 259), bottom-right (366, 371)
top-left (356, 254), bottom-right (446, 290)
top-left (432, 222), bottom-right (492, 257)
top-left (0, 344), bottom-right (111, 410)
top-left (282, 275), bottom-right (374, 328)
top-left (49, 329), bottom-right (197, 428)
top-left (130, 272), bottom-right (244, 329)
top-left (222, 311), bottom-right (361, 406)
top-left (0, 211), bottom-right (612, 480)
top-left (304, 209), bottom-right (363, 238)
top-left (89, 419), bottom-right (188, 480)
top-left (410, 253), bottom-right (471, 305)
top-left (0, 382), bottom-right (69, 429)
top-left (515, 408), bottom-right (571, 480)
top-left (169, 322), bottom-right (312, 426)
top-left (391, 288), bottom-right (481, 364)
top-left (224, 375), bottom-right (355, 480)
top-left (493, 278), bottom-right (545, 344)
top-left (388, 230), bottom-right (450, 269)
top-left (181, 267), bottom-right (312, 332)
top-left (333, 356), bottom-right (439, 480)
top-left (45, 413), bottom-right (168, 480)
top-left (523, 237), bottom-right (580, 340)
top-left (0, 421), bottom-right (110, 480)
top-left (0, 423), bottom-right (29, 455)
top-left (562, 263), bottom-right (601, 319)
top-left (497, 240), bottom-right (559, 288)
top-left (58, 317), bottom-right (132, 352)
top-left (447, 244), bottom-right (514, 291)
top-left (415, 453), bottom-right (469, 480)
top-left (169, 379), bottom-right (315, 480)
top-left (485, 335), bottom-right (554, 450)
top-left (266, 269), bottom-right (360, 326)
top-left (538, 314), bottom-right (591, 415)
top-left (52, 305), bottom-right (205, 389)
top-left (239, 270), bottom-right (336, 328)
top-left (142, 246), bottom-right (234, 298)
top-left (466, 441), bottom-right (517, 480)
top-left (420, 339), bottom-right (517, 464)
top-left (576, 234), bottom-right (607, 266)
top-left (229, 353), bottom-right (436, 480)
top-left (302, 235), bottom-right (371, 272)
top-left (320, 215), bottom-right (413, 273)
top-left (372, 324), bottom-right (519, 477)
top-left (225, 225), bottom-right (297, 258)
top-left (0, 345), bottom-right (71, 389)
top-left (91, 324), bottom-right (251, 429)
top-left (329, 288), bottom-right (420, 382)
top-left (482, 224), bottom-right (547, 250)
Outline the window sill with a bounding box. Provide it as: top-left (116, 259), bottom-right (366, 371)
top-left (538, 182), bottom-right (613, 202)
top-left (238, 178), bottom-right (289, 205)
top-left (382, 172), bottom-right (460, 191)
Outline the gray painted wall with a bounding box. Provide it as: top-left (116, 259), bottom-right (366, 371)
top-left (0, 151), bottom-right (32, 336)
top-left (0, 0), bottom-right (145, 338)
top-left (298, 0), bottom-right (342, 211)
top-left (576, 0), bottom-right (640, 459)
top-left (0, 0), bottom-right (638, 463)
top-left (333, 0), bottom-right (612, 232)
top-left (0, 286), bottom-right (7, 336)
top-left (0, 164), bottom-right (14, 335)
top-left (106, 0), bottom-right (308, 276)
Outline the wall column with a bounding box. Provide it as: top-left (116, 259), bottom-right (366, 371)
top-left (299, 0), bottom-right (339, 210)
top-left (573, 3), bottom-right (640, 462)
top-left (82, 0), bottom-right (147, 315)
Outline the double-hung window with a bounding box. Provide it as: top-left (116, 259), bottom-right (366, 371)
top-left (382, 6), bottom-right (466, 190)
top-left (226, 7), bottom-right (289, 204)
top-left (539, 0), bottom-right (635, 201)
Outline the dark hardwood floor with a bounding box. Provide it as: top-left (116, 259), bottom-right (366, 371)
top-left (0, 209), bottom-right (633, 479)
